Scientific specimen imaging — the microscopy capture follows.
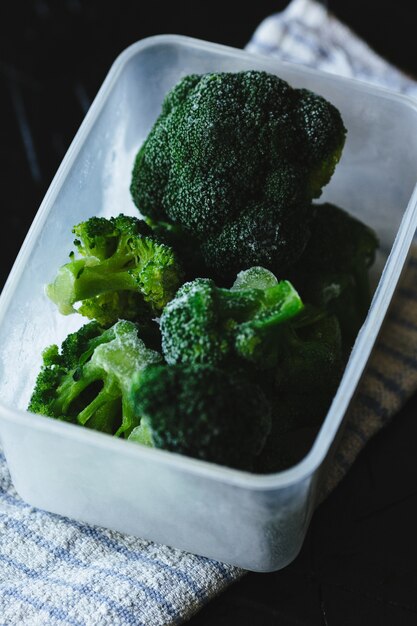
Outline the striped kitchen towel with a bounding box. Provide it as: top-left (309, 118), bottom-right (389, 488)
top-left (2, 1), bottom-right (417, 624)
top-left (247, 0), bottom-right (417, 98)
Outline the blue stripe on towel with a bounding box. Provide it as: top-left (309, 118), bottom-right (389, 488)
top-left (334, 450), bottom-right (352, 473)
top-left (344, 421), bottom-right (368, 445)
top-left (377, 342), bottom-right (417, 370)
top-left (0, 547), bottom-right (146, 626)
top-left (356, 392), bottom-right (389, 421)
top-left (0, 513), bottom-right (180, 622)
top-left (0, 454), bottom-right (231, 588)
top-left (0, 485), bottom-right (232, 615)
top-left (388, 311), bottom-right (417, 333)
top-left (70, 522), bottom-right (215, 597)
top-left (0, 482), bottom-right (225, 599)
top-left (1, 586), bottom-right (84, 626)
top-left (366, 366), bottom-right (407, 402)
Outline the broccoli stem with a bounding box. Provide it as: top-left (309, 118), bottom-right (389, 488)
top-left (219, 280), bottom-right (303, 325)
top-left (47, 262), bottom-right (139, 315)
top-left (85, 399), bottom-right (122, 434)
top-left (114, 397), bottom-right (137, 437)
top-left (69, 266), bottom-right (139, 300)
top-left (53, 367), bottom-right (100, 416)
top-left (77, 379), bottom-right (120, 426)
top-left (29, 320), bottom-right (162, 437)
top-left (217, 290), bottom-right (260, 321)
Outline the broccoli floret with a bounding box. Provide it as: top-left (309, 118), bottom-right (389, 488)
top-left (144, 217), bottom-right (210, 282)
top-left (131, 71), bottom-right (346, 278)
top-left (158, 269), bottom-right (341, 473)
top-left (46, 214), bottom-right (183, 326)
top-left (128, 363), bottom-right (271, 471)
top-left (28, 320), bottom-right (162, 437)
top-left (256, 312), bottom-right (343, 473)
top-left (160, 267), bottom-right (303, 369)
top-left (276, 312), bottom-right (343, 392)
top-left (289, 203), bottom-right (379, 347)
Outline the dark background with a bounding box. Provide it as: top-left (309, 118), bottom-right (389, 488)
top-left (1, 2), bottom-right (417, 624)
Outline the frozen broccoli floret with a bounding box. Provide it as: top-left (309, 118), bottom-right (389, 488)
top-left (46, 214), bottom-right (183, 326)
top-left (28, 320), bottom-right (162, 436)
top-left (256, 312), bottom-right (343, 473)
top-left (160, 267), bottom-right (303, 369)
top-left (129, 363), bottom-right (271, 471)
top-left (131, 71), bottom-right (346, 278)
top-left (289, 203), bottom-right (379, 347)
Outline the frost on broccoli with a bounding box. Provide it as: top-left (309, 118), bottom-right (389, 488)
top-left (256, 311), bottom-right (344, 473)
top-left (289, 203), bottom-right (379, 348)
top-left (29, 71), bottom-right (376, 476)
top-left (160, 267), bottom-right (303, 369)
top-left (129, 363), bottom-right (271, 471)
top-left (131, 71), bottom-right (346, 278)
top-left (46, 214), bottom-right (183, 327)
top-left (28, 320), bottom-right (162, 437)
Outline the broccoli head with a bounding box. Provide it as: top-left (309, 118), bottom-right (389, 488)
top-left (276, 311), bottom-right (343, 393)
top-left (289, 203), bottom-right (379, 347)
top-left (28, 320), bottom-right (162, 437)
top-left (46, 214), bottom-right (183, 327)
top-left (256, 311), bottom-right (343, 473)
top-left (128, 363), bottom-right (271, 471)
top-left (160, 267), bottom-right (303, 369)
top-left (131, 71), bottom-right (346, 278)
top-left (143, 217), bottom-right (211, 282)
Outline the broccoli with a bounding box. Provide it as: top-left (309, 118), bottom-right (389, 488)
top-left (275, 312), bottom-right (343, 393)
top-left (46, 214), bottom-right (183, 327)
top-left (289, 203), bottom-right (379, 347)
top-left (128, 363), bottom-right (271, 471)
top-left (256, 312), bottom-right (343, 473)
top-left (28, 320), bottom-right (162, 437)
top-left (131, 71), bottom-right (346, 278)
top-left (143, 217), bottom-right (210, 282)
top-left (160, 267), bottom-right (303, 369)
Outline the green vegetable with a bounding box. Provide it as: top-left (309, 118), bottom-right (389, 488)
top-left (289, 203), bottom-right (379, 347)
top-left (28, 320), bottom-right (161, 437)
top-left (160, 267), bottom-right (303, 369)
top-left (276, 312), bottom-right (343, 393)
top-left (29, 71), bottom-right (379, 474)
top-left (129, 363), bottom-right (271, 471)
top-left (131, 70), bottom-right (346, 279)
top-left (143, 218), bottom-right (209, 282)
top-left (256, 313), bottom-right (343, 473)
top-left (46, 214), bottom-right (183, 327)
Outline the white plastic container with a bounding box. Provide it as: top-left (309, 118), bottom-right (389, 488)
top-left (1, 36), bottom-right (417, 572)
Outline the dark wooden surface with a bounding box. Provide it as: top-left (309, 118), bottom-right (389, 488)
top-left (1, 2), bottom-right (417, 624)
